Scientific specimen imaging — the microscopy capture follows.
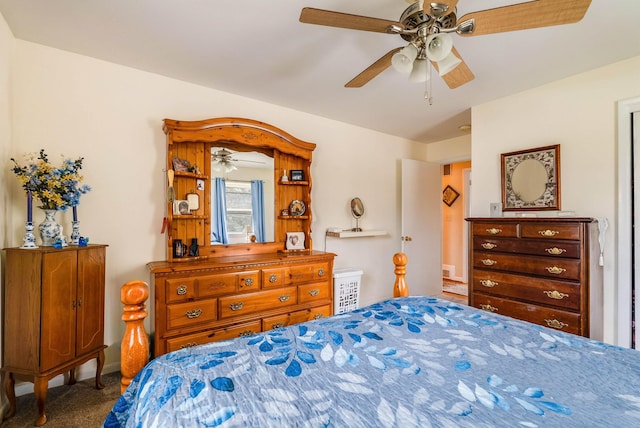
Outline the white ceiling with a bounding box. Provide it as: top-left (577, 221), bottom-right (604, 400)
top-left (1, 0), bottom-right (640, 144)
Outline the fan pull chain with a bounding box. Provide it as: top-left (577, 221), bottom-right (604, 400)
top-left (424, 62), bottom-right (433, 105)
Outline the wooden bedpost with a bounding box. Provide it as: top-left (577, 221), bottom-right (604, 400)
top-left (120, 280), bottom-right (150, 394)
top-left (393, 252), bottom-right (409, 297)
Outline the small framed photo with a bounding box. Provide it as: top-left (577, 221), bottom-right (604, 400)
top-left (285, 232), bottom-right (305, 250)
top-left (172, 157), bottom-right (191, 172)
top-left (290, 170), bottom-right (304, 181)
top-left (173, 200), bottom-right (190, 215)
top-left (443, 185), bottom-right (460, 207)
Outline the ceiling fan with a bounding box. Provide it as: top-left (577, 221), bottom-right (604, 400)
top-left (211, 148), bottom-right (267, 173)
top-left (299, 0), bottom-right (592, 90)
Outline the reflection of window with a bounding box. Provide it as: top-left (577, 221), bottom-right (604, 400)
top-left (225, 181), bottom-right (252, 233)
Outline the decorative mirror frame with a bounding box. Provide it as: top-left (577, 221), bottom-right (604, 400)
top-left (501, 144), bottom-right (561, 211)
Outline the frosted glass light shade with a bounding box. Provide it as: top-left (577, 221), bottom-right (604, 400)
top-left (425, 33), bottom-right (453, 62)
top-left (436, 52), bottom-right (462, 76)
top-left (409, 59), bottom-right (428, 83)
top-left (391, 44), bottom-right (418, 74)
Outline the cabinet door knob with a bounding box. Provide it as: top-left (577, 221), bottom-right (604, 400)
top-left (480, 304), bottom-right (498, 312)
top-left (269, 274), bottom-right (278, 283)
top-left (486, 228), bottom-right (502, 235)
top-left (481, 259), bottom-right (497, 266)
top-left (309, 289), bottom-right (320, 297)
top-left (176, 285), bottom-right (188, 295)
top-left (545, 247), bottom-right (566, 255)
top-left (544, 290), bottom-right (569, 300)
top-left (238, 330), bottom-right (254, 337)
top-left (278, 294), bottom-right (291, 302)
top-left (538, 229), bottom-right (559, 237)
top-left (545, 266), bottom-right (566, 275)
top-left (272, 322), bottom-right (285, 329)
top-left (481, 243), bottom-right (497, 250)
top-left (317, 268), bottom-right (325, 277)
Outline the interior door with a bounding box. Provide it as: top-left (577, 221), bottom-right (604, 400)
top-left (401, 159), bottom-right (442, 296)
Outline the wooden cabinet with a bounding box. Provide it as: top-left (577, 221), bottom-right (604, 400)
top-left (2, 245), bottom-right (107, 426)
top-left (149, 252), bottom-right (334, 356)
top-left (467, 218), bottom-right (602, 339)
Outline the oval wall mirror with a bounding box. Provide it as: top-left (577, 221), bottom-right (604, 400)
top-left (350, 197), bottom-right (364, 232)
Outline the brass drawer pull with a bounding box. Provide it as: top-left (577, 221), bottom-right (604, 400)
top-left (269, 274), bottom-right (278, 283)
top-left (480, 279), bottom-right (498, 288)
top-left (309, 289), bottom-right (320, 297)
top-left (229, 302), bottom-right (244, 311)
top-left (272, 322), bottom-right (285, 329)
top-left (480, 304), bottom-right (498, 312)
top-left (278, 294), bottom-right (291, 302)
top-left (545, 247), bottom-right (566, 255)
top-left (481, 259), bottom-right (497, 266)
top-left (313, 313), bottom-right (324, 320)
top-left (176, 285), bottom-right (188, 295)
top-left (486, 228), bottom-right (502, 235)
top-left (545, 319), bottom-right (568, 330)
top-left (238, 330), bottom-right (254, 337)
top-left (544, 290), bottom-right (569, 300)
top-left (185, 309), bottom-right (202, 319)
top-left (481, 243), bottom-right (497, 250)
top-left (317, 268), bottom-right (325, 277)
top-left (545, 266), bottom-right (566, 274)
top-left (180, 342), bottom-right (198, 349)
top-left (538, 229), bottom-right (559, 237)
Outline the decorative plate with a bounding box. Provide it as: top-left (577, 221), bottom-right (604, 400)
top-left (289, 199), bottom-right (306, 216)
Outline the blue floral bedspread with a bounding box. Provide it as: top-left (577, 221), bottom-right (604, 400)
top-left (104, 296), bottom-right (640, 427)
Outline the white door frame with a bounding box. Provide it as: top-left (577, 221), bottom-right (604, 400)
top-left (462, 168), bottom-right (471, 283)
top-left (617, 96), bottom-right (640, 348)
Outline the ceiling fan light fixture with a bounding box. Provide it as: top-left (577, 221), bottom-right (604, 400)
top-left (391, 43), bottom-right (418, 74)
top-left (409, 58), bottom-right (428, 83)
top-left (425, 33), bottom-right (453, 62)
top-left (436, 52), bottom-right (462, 76)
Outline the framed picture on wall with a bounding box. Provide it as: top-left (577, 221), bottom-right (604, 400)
top-left (443, 185), bottom-right (460, 207)
top-left (290, 170), bottom-right (305, 181)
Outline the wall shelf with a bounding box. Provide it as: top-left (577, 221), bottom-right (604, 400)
top-left (326, 230), bottom-right (387, 238)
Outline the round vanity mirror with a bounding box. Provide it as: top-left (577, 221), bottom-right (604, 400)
top-left (350, 197), bottom-right (364, 232)
top-left (511, 158), bottom-right (547, 202)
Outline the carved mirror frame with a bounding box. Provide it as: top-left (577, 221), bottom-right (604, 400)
top-left (501, 144), bottom-right (561, 211)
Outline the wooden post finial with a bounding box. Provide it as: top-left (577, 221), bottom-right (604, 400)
top-left (120, 280), bottom-right (150, 394)
top-left (393, 252), bottom-right (409, 297)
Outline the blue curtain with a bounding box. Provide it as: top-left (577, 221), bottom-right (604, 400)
top-left (251, 180), bottom-right (266, 243)
top-left (212, 178), bottom-right (228, 244)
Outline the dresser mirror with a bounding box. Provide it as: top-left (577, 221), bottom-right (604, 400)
top-left (210, 146), bottom-right (275, 244)
top-left (501, 144), bottom-right (560, 211)
top-left (164, 117), bottom-right (316, 261)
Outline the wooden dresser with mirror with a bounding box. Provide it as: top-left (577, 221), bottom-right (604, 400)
top-left (149, 117), bottom-right (335, 357)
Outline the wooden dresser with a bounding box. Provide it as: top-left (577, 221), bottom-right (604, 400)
top-left (2, 245), bottom-right (107, 426)
top-left (149, 251), bottom-right (335, 356)
top-left (467, 218), bottom-right (602, 339)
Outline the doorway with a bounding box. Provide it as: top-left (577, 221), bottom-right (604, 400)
top-left (442, 161), bottom-right (471, 300)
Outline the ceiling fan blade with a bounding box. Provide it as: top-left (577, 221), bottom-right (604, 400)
top-left (345, 48), bottom-right (402, 88)
top-left (458, 0), bottom-right (591, 36)
top-left (425, 1), bottom-right (459, 17)
top-left (432, 47), bottom-right (474, 89)
top-left (300, 7), bottom-right (403, 33)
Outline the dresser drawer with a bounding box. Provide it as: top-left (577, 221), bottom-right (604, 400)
top-left (166, 298), bottom-right (218, 330)
top-left (165, 321), bottom-right (261, 352)
top-left (219, 286), bottom-right (298, 319)
top-left (198, 273), bottom-right (237, 297)
top-left (262, 305), bottom-right (332, 331)
top-left (165, 277), bottom-right (197, 303)
top-left (474, 252), bottom-right (581, 281)
top-left (298, 281), bottom-right (331, 304)
top-left (261, 267), bottom-right (291, 288)
top-left (520, 223), bottom-right (581, 240)
top-left (472, 271), bottom-right (580, 311)
top-left (472, 294), bottom-right (581, 335)
top-left (471, 222), bottom-right (518, 238)
top-left (290, 262), bottom-right (330, 282)
top-left (473, 237), bottom-right (580, 258)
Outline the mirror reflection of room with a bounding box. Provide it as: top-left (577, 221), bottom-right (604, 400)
top-left (210, 147), bottom-right (275, 244)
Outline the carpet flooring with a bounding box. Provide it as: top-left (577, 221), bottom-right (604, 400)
top-left (1, 371), bottom-right (121, 427)
top-left (442, 279), bottom-right (468, 297)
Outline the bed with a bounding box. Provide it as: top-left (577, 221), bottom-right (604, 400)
top-left (105, 253), bottom-right (640, 427)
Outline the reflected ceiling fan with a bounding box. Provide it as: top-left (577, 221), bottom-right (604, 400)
top-left (211, 148), bottom-right (266, 173)
top-left (299, 0), bottom-right (591, 91)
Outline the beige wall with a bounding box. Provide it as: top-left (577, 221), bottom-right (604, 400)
top-left (471, 55), bottom-right (640, 344)
top-left (3, 35), bottom-right (440, 391)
